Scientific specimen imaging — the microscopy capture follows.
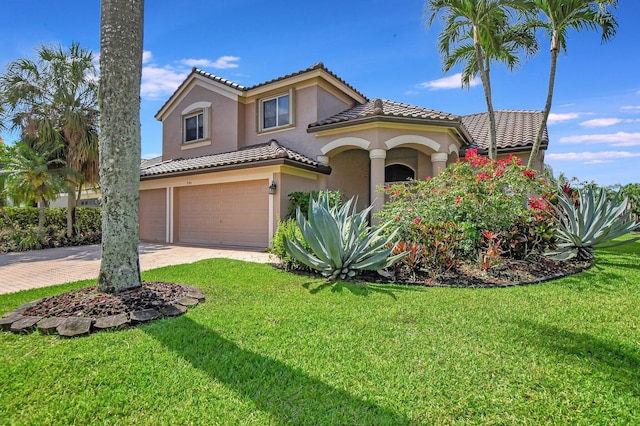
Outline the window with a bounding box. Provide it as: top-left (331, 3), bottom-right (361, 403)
top-left (385, 164), bottom-right (415, 183)
top-left (260, 92), bottom-right (292, 131)
top-left (184, 112), bottom-right (204, 142)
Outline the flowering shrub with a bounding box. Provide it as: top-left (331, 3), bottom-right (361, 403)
top-left (378, 149), bottom-right (554, 259)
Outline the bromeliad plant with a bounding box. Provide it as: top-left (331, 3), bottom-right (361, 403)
top-left (547, 186), bottom-right (640, 261)
top-left (284, 193), bottom-right (406, 281)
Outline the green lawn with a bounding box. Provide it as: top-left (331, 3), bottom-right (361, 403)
top-left (1, 241), bottom-right (639, 425)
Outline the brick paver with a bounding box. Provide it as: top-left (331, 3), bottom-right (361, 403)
top-left (0, 243), bottom-right (272, 295)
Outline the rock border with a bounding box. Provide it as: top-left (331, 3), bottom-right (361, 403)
top-left (0, 284), bottom-right (205, 338)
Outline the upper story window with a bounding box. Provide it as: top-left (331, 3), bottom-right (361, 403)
top-left (181, 101), bottom-right (211, 146)
top-left (184, 112), bottom-right (204, 142)
top-left (259, 91), bottom-right (293, 132)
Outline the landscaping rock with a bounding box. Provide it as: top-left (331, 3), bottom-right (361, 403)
top-left (0, 315), bottom-right (20, 331)
top-left (94, 314), bottom-right (130, 330)
top-left (57, 317), bottom-right (92, 337)
top-left (14, 300), bottom-right (42, 313)
top-left (2, 310), bottom-right (23, 319)
top-left (10, 316), bottom-right (43, 333)
top-left (159, 304), bottom-right (187, 317)
top-left (130, 309), bottom-right (161, 323)
top-left (37, 317), bottom-right (66, 334)
top-left (175, 297), bottom-right (199, 307)
top-left (183, 286), bottom-right (205, 301)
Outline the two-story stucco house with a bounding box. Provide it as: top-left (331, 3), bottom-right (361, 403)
top-left (139, 62), bottom-right (548, 249)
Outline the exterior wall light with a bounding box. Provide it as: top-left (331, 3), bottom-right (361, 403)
top-left (268, 181), bottom-right (277, 195)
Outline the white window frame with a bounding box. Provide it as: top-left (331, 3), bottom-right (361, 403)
top-left (181, 101), bottom-right (211, 144)
top-left (258, 89), bottom-right (294, 132)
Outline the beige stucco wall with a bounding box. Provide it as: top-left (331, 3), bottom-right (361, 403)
top-left (326, 149), bottom-right (370, 210)
top-left (496, 151), bottom-right (545, 172)
top-left (161, 82), bottom-right (239, 160)
top-left (274, 171), bottom-right (320, 223)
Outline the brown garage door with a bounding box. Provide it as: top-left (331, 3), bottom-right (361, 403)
top-left (175, 180), bottom-right (269, 248)
top-left (139, 189), bottom-right (166, 242)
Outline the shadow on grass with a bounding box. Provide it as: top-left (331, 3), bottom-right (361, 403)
top-left (302, 281), bottom-right (399, 300)
top-left (515, 319), bottom-right (640, 396)
top-left (145, 315), bottom-right (408, 424)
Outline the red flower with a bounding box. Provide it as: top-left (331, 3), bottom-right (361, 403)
top-left (495, 169), bottom-right (504, 178)
top-left (395, 189), bottom-right (402, 195)
top-left (425, 176), bottom-right (432, 181)
top-left (413, 218), bottom-right (421, 224)
top-left (455, 197), bottom-right (462, 205)
top-left (476, 172), bottom-right (491, 182)
top-left (396, 216), bottom-right (402, 221)
top-left (523, 169), bottom-right (536, 178)
top-left (482, 230), bottom-right (500, 240)
top-left (528, 196), bottom-right (547, 210)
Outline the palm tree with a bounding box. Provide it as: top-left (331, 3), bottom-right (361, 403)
top-left (0, 42), bottom-right (99, 237)
top-left (526, 0), bottom-right (618, 169)
top-left (0, 141), bottom-right (68, 232)
top-left (97, 0), bottom-right (144, 293)
top-left (426, 0), bottom-right (537, 159)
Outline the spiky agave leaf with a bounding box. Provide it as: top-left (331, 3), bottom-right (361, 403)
top-left (547, 186), bottom-right (640, 260)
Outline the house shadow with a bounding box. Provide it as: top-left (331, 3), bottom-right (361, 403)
top-left (302, 280), bottom-right (400, 300)
top-left (144, 315), bottom-right (408, 424)
top-left (513, 319), bottom-right (640, 397)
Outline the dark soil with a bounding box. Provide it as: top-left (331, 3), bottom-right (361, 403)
top-left (22, 282), bottom-right (191, 319)
top-left (390, 255), bottom-right (591, 288)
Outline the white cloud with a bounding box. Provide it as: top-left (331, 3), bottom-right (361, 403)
top-left (547, 112), bottom-right (582, 124)
top-left (141, 65), bottom-right (189, 100)
top-left (559, 132), bottom-right (640, 146)
top-left (142, 50), bottom-right (152, 64)
top-left (621, 105), bottom-right (640, 112)
top-left (579, 118), bottom-right (623, 128)
top-left (546, 151), bottom-right (640, 162)
top-left (180, 56), bottom-right (240, 69)
top-left (419, 73), bottom-right (480, 90)
top-left (404, 90), bottom-right (419, 96)
top-left (142, 152), bottom-right (161, 159)
top-left (583, 159), bottom-right (614, 165)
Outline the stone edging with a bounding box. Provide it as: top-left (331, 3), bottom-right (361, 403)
top-left (0, 285), bottom-right (205, 338)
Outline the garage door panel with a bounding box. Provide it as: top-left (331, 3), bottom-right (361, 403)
top-left (176, 180), bottom-right (268, 248)
top-left (139, 189), bottom-right (166, 242)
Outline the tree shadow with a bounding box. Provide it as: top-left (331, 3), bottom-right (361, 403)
top-left (513, 319), bottom-right (640, 397)
top-left (144, 315), bottom-right (408, 424)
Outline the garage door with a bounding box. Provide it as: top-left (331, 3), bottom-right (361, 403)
top-left (139, 189), bottom-right (166, 242)
top-left (175, 180), bottom-right (269, 248)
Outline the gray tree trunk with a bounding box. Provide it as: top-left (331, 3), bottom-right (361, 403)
top-left (474, 26), bottom-right (498, 160)
top-left (97, 0), bottom-right (144, 293)
top-left (66, 186), bottom-right (76, 237)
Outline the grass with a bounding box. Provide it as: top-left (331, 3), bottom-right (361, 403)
top-left (1, 241), bottom-right (640, 425)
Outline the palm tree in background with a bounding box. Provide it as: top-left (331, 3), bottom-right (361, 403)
top-left (526, 0), bottom-right (618, 169)
top-left (0, 141), bottom-right (68, 232)
top-left (426, 0), bottom-right (537, 159)
top-left (0, 42), bottom-right (99, 237)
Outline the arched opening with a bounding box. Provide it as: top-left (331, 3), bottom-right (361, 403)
top-left (385, 164), bottom-right (415, 183)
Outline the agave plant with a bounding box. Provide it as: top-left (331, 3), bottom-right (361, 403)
top-left (284, 193), bottom-right (406, 281)
top-left (547, 186), bottom-right (640, 261)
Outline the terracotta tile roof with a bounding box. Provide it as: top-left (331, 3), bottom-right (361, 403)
top-left (192, 68), bottom-right (246, 90)
top-left (308, 98), bottom-right (460, 129)
top-left (140, 156), bottom-right (164, 169)
top-left (140, 140), bottom-right (327, 178)
top-left (461, 110), bottom-right (548, 152)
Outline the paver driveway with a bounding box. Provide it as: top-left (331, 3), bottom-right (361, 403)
top-left (0, 243), bottom-right (272, 295)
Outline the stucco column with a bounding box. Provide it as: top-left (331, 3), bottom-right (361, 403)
top-left (431, 152), bottom-right (448, 176)
top-left (369, 149), bottom-right (386, 223)
top-left (317, 155), bottom-right (329, 190)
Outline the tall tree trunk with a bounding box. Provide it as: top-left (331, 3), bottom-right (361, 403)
top-left (66, 185), bottom-right (76, 237)
top-left (97, 0), bottom-right (144, 293)
top-left (474, 26), bottom-right (498, 160)
top-left (528, 35), bottom-right (559, 170)
top-left (38, 194), bottom-right (46, 233)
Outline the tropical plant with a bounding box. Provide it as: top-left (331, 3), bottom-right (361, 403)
top-left (97, 0), bottom-right (144, 293)
top-left (286, 190), bottom-right (343, 219)
top-left (0, 141), bottom-right (69, 232)
top-left (284, 194), bottom-right (406, 281)
top-left (526, 0), bottom-right (618, 169)
top-left (547, 186), bottom-right (639, 261)
top-left (269, 218), bottom-right (312, 271)
top-left (0, 42), bottom-right (99, 237)
top-left (425, 0), bottom-right (537, 159)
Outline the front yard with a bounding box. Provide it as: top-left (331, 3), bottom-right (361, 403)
top-left (1, 240), bottom-right (639, 424)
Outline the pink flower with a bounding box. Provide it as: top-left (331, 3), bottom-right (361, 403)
top-left (413, 218), bottom-right (421, 224)
top-left (523, 169), bottom-right (536, 178)
top-left (476, 172), bottom-right (491, 182)
top-left (425, 176), bottom-right (432, 181)
top-left (396, 216), bottom-right (402, 221)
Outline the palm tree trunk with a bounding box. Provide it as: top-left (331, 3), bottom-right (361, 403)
top-left (474, 27), bottom-right (498, 160)
top-left (528, 36), bottom-right (559, 170)
top-left (66, 185), bottom-right (76, 237)
top-left (38, 195), bottom-right (46, 233)
top-left (97, 0), bottom-right (144, 293)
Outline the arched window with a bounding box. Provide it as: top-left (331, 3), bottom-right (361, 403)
top-left (385, 164), bottom-right (415, 183)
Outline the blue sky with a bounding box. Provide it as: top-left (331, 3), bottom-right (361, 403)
top-left (1, 0), bottom-right (638, 185)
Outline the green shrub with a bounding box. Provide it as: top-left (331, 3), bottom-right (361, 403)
top-left (268, 218), bottom-right (312, 271)
top-left (286, 190), bottom-right (343, 220)
top-left (377, 149), bottom-right (553, 257)
top-left (0, 207), bottom-right (101, 233)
